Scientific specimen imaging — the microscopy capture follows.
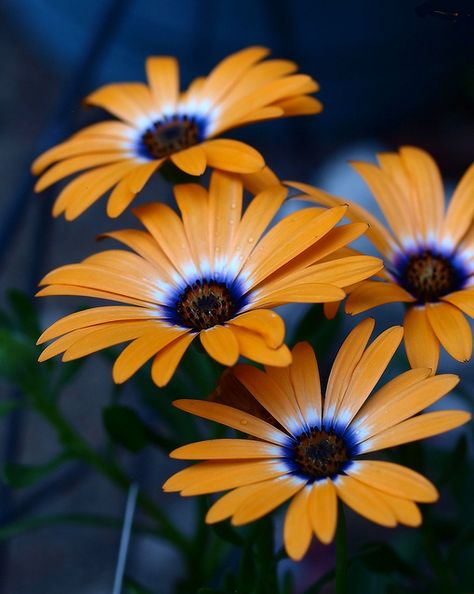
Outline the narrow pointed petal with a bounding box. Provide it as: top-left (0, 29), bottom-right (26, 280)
top-left (230, 326), bottom-right (292, 367)
top-left (323, 318), bottom-right (375, 423)
top-left (170, 145), bottom-right (207, 176)
top-left (151, 332), bottom-right (195, 387)
top-left (337, 326), bottom-right (404, 428)
top-left (231, 475), bottom-right (305, 526)
top-left (229, 310), bottom-right (285, 348)
top-left (359, 410), bottom-right (470, 453)
top-left (346, 281), bottom-right (415, 315)
top-left (172, 399), bottom-right (292, 446)
top-left (206, 482), bottom-right (271, 524)
top-left (346, 461), bottom-right (438, 502)
top-left (146, 56), bottom-right (179, 112)
top-left (233, 364), bottom-right (304, 435)
top-left (170, 438), bottom-right (283, 460)
top-left (290, 342), bottom-right (322, 427)
top-left (284, 486), bottom-right (313, 561)
top-left (426, 302), bottom-right (472, 363)
top-left (442, 161), bottom-right (474, 245)
top-left (404, 306), bottom-right (440, 372)
top-left (308, 479), bottom-right (338, 544)
top-left (335, 475), bottom-right (397, 527)
top-left (201, 139), bottom-right (265, 173)
top-left (200, 325), bottom-right (239, 366)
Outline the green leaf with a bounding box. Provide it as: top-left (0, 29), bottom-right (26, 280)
top-left (103, 405), bottom-right (153, 452)
top-left (124, 576), bottom-right (162, 594)
top-left (291, 304), bottom-right (341, 356)
top-left (7, 289), bottom-right (41, 338)
top-left (359, 541), bottom-right (417, 576)
top-left (0, 400), bottom-right (21, 416)
top-left (2, 453), bottom-right (69, 488)
top-left (211, 520), bottom-right (244, 546)
top-left (0, 328), bottom-right (42, 393)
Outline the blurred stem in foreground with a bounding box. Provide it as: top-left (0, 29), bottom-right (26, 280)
top-left (335, 502), bottom-right (348, 594)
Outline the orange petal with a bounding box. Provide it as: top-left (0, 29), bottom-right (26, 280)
top-left (347, 460), bottom-right (438, 502)
top-left (360, 410), bottom-right (471, 453)
top-left (201, 139), bottom-right (265, 173)
top-left (230, 325), bottom-right (292, 366)
top-left (274, 95), bottom-right (323, 116)
top-left (404, 306), bottom-right (440, 372)
top-left (426, 302), bottom-right (472, 362)
top-left (335, 475), bottom-right (397, 527)
top-left (85, 83), bottom-right (154, 126)
top-left (37, 306), bottom-right (158, 344)
top-left (172, 399), bottom-right (291, 446)
top-left (170, 438), bottom-right (283, 460)
top-left (308, 479), bottom-right (338, 544)
top-left (442, 161), bottom-right (474, 245)
top-left (151, 332), bottom-right (196, 387)
top-left (208, 171), bottom-right (243, 266)
top-left (442, 289), bottom-right (474, 319)
top-left (112, 327), bottom-right (187, 383)
top-left (376, 491), bottom-right (422, 527)
top-left (290, 342), bottom-right (322, 428)
top-left (206, 482), bottom-right (271, 524)
top-left (337, 326), bottom-right (404, 428)
top-left (399, 147), bottom-right (445, 241)
top-left (229, 310), bottom-right (285, 348)
top-left (231, 475), bottom-right (305, 526)
top-left (146, 56), bottom-right (179, 112)
top-left (233, 364), bottom-right (304, 435)
top-left (240, 166), bottom-right (281, 195)
top-left (163, 459), bottom-right (288, 495)
top-left (323, 318), bottom-right (375, 422)
top-left (170, 145), bottom-right (207, 176)
top-left (283, 486), bottom-right (313, 561)
top-left (354, 373), bottom-right (460, 442)
top-left (200, 325), bottom-right (239, 366)
top-left (346, 281), bottom-right (415, 315)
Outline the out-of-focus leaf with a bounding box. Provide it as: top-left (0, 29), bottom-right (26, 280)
top-left (0, 329), bottom-right (38, 381)
top-left (0, 401), bottom-right (21, 416)
top-left (360, 541), bottom-right (417, 575)
top-left (211, 520), bottom-right (244, 546)
top-left (291, 304), bottom-right (341, 356)
top-left (237, 544), bottom-right (257, 594)
top-left (2, 453), bottom-right (69, 488)
top-left (103, 405), bottom-right (152, 452)
top-left (7, 289), bottom-right (41, 338)
top-left (124, 576), bottom-right (162, 594)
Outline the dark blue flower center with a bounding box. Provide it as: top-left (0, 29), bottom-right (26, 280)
top-left (175, 278), bottom-right (239, 330)
top-left (140, 115), bottom-right (203, 159)
top-left (292, 426), bottom-right (352, 481)
top-left (395, 249), bottom-right (467, 303)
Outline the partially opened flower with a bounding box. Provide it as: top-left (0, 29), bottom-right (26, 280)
top-left (32, 46), bottom-right (321, 220)
top-left (163, 319), bottom-right (470, 561)
top-left (36, 172), bottom-right (381, 386)
top-left (288, 147), bottom-right (474, 372)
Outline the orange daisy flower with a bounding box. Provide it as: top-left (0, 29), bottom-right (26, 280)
top-left (32, 46), bottom-right (321, 220)
top-left (163, 319), bottom-right (470, 561)
top-left (288, 147), bottom-right (474, 372)
top-left (36, 172), bottom-right (381, 386)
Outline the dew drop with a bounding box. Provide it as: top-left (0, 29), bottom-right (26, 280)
top-left (239, 419), bottom-right (248, 426)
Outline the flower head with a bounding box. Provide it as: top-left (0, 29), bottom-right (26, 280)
top-left (289, 147), bottom-right (474, 371)
top-left (36, 172), bottom-right (381, 386)
top-left (32, 47), bottom-right (321, 219)
top-left (163, 319), bottom-right (470, 561)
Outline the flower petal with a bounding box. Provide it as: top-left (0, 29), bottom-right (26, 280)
top-left (404, 306), bottom-right (440, 372)
top-left (151, 332), bottom-right (196, 387)
top-left (230, 325), bottom-right (292, 366)
top-left (290, 342), bottom-right (322, 428)
top-left (146, 56), bottom-right (179, 113)
top-left (308, 479), bottom-right (338, 544)
top-left (346, 281), bottom-right (415, 315)
top-left (442, 161), bottom-right (474, 245)
top-left (284, 486), bottom-right (313, 561)
top-left (170, 438), bottom-right (283, 460)
top-left (200, 325), bottom-right (239, 366)
top-left (201, 139), bottom-right (265, 173)
top-left (172, 399), bottom-right (291, 446)
top-left (335, 475), bottom-right (397, 527)
top-left (229, 310), bottom-right (285, 348)
top-left (347, 460), bottom-right (438, 502)
top-left (426, 301), bottom-right (472, 363)
top-left (170, 145), bottom-right (207, 176)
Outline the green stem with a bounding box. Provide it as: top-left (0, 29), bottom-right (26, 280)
top-left (335, 502), bottom-right (348, 594)
top-left (33, 397), bottom-right (189, 551)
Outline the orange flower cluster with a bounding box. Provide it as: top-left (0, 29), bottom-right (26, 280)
top-left (33, 48), bottom-right (471, 561)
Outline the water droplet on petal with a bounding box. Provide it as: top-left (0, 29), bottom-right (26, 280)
top-left (240, 419), bottom-right (248, 426)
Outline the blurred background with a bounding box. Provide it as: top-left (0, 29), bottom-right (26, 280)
top-left (0, 1), bottom-right (474, 593)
